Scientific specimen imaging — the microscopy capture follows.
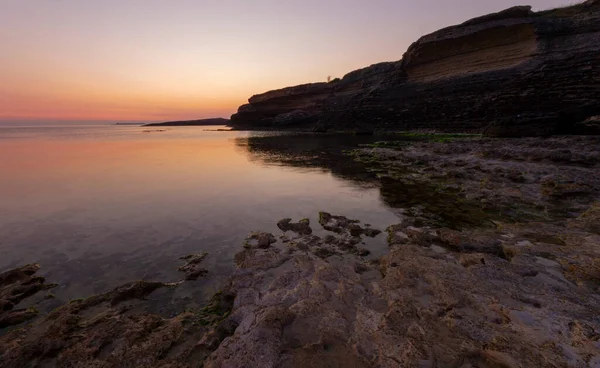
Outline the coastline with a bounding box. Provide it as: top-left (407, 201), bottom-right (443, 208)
top-left (2, 1), bottom-right (600, 366)
top-left (1, 134), bottom-right (599, 367)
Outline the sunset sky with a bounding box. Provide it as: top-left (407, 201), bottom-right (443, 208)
top-left (1, 0), bottom-right (568, 123)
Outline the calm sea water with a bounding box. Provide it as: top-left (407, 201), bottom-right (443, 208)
top-left (0, 125), bottom-right (400, 310)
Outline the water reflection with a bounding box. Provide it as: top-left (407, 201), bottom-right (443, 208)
top-left (235, 132), bottom-right (381, 186)
top-left (236, 132), bottom-right (491, 229)
top-left (0, 126), bottom-right (400, 316)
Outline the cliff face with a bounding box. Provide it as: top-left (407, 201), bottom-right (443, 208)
top-left (230, 2), bottom-right (600, 136)
top-left (230, 61), bottom-right (399, 128)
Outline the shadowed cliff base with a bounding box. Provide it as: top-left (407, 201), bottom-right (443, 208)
top-left (230, 1), bottom-right (600, 137)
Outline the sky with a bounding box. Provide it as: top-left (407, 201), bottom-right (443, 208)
top-left (0, 0), bottom-right (570, 123)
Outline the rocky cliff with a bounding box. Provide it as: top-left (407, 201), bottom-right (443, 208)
top-left (230, 61), bottom-right (399, 129)
top-left (230, 1), bottom-right (600, 136)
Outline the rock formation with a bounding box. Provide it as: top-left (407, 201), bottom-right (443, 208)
top-left (205, 206), bottom-right (599, 367)
top-left (0, 264), bottom-right (57, 329)
top-left (1, 202), bottom-right (599, 366)
top-left (230, 1), bottom-right (600, 136)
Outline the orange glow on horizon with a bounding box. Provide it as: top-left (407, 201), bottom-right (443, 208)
top-left (0, 87), bottom-right (246, 122)
top-left (1, 0), bottom-right (569, 123)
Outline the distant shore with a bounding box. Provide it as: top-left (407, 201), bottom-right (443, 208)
top-left (143, 118), bottom-right (230, 127)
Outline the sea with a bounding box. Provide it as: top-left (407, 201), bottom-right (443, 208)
top-left (0, 124), bottom-right (400, 311)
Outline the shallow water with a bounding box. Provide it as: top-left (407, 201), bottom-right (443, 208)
top-left (0, 125), bottom-right (400, 308)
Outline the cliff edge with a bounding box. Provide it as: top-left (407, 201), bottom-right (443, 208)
top-left (230, 1), bottom-right (600, 136)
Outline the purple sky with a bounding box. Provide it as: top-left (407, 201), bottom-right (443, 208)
top-left (0, 0), bottom-right (570, 121)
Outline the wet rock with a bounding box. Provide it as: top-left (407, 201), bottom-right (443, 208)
top-left (82, 280), bottom-right (168, 306)
top-left (459, 254), bottom-right (486, 268)
top-left (244, 231), bottom-right (276, 249)
top-left (0, 307), bottom-right (39, 329)
top-left (363, 228), bottom-right (382, 238)
top-left (0, 253), bottom-right (239, 367)
top-left (322, 234), bottom-right (337, 244)
top-left (4, 205), bottom-right (600, 367)
top-left (196, 291), bottom-right (236, 327)
top-left (319, 212), bottom-right (381, 239)
top-left (312, 247), bottom-right (339, 259)
top-left (404, 225), bottom-right (438, 245)
top-left (353, 263), bottom-right (370, 274)
top-left (357, 248), bottom-right (370, 257)
top-left (178, 252), bottom-right (209, 280)
top-left (277, 218), bottom-right (312, 235)
top-left (291, 241), bottom-right (309, 251)
top-left (318, 212), bottom-right (360, 233)
top-left (0, 264), bottom-right (56, 328)
top-left (349, 223), bottom-right (364, 237)
top-left (386, 224), bottom-right (410, 246)
top-left (438, 229), bottom-right (504, 257)
top-left (437, 228), bottom-right (463, 249)
top-left (0, 281), bottom-right (227, 367)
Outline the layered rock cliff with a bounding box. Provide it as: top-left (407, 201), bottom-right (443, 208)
top-left (230, 1), bottom-right (600, 136)
top-left (230, 61), bottom-right (399, 129)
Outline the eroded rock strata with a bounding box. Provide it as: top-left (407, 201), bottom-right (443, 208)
top-left (230, 1), bottom-right (600, 136)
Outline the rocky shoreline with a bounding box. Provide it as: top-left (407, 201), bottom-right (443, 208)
top-left (1, 135), bottom-right (599, 367)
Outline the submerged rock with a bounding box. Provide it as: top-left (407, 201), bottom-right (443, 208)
top-left (0, 264), bottom-right (56, 329)
top-left (318, 212), bottom-right (381, 238)
top-left (244, 231), bottom-right (277, 249)
top-left (178, 252), bottom-right (209, 280)
top-left (277, 218), bottom-right (312, 235)
top-left (0, 253), bottom-right (229, 367)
